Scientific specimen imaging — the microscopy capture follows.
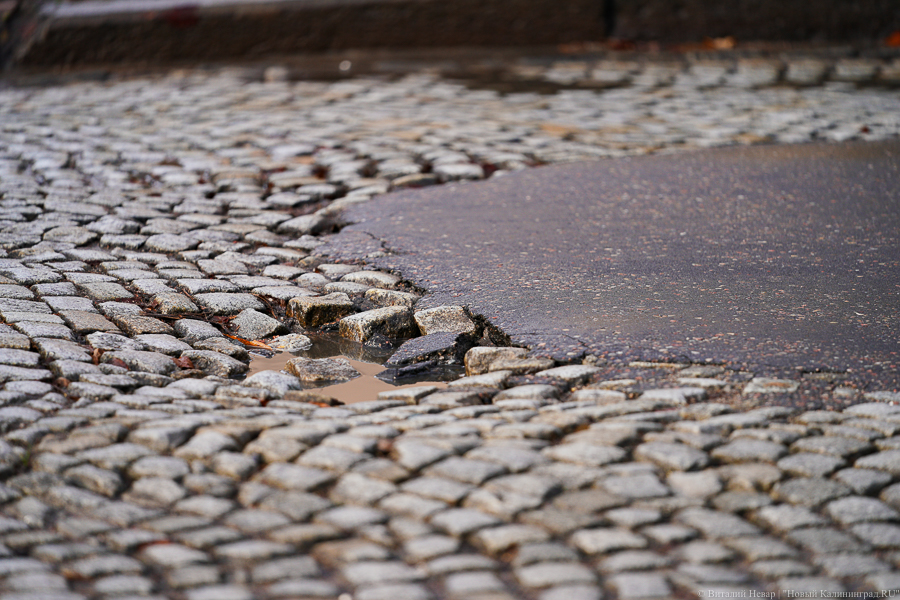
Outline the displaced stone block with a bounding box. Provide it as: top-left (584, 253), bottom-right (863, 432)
top-left (385, 332), bottom-right (475, 367)
top-left (269, 334), bottom-right (313, 352)
top-left (339, 307), bottom-right (417, 343)
top-left (365, 288), bottom-right (420, 308)
top-left (413, 305), bottom-right (476, 335)
top-left (287, 293), bottom-right (356, 328)
top-left (285, 357), bottom-right (360, 383)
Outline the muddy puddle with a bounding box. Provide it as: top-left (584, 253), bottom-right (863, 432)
top-left (246, 334), bottom-right (462, 405)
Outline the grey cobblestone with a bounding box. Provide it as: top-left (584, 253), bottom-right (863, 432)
top-left (755, 504), bottom-right (827, 531)
top-left (571, 527), bottom-right (647, 555)
top-left (788, 527), bottom-right (867, 553)
top-left (0, 49), bottom-right (895, 600)
top-left (850, 523), bottom-right (900, 549)
top-left (773, 477), bottom-right (853, 507)
top-left (777, 452), bottom-right (845, 477)
top-left (794, 435), bottom-right (873, 458)
top-left (634, 441), bottom-right (709, 471)
top-left (608, 571), bottom-right (671, 599)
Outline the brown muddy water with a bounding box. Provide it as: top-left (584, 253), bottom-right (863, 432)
top-left (245, 334), bottom-right (461, 404)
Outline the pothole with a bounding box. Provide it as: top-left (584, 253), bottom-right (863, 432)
top-left (246, 333), bottom-right (462, 405)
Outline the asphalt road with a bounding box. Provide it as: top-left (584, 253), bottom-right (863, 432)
top-left (334, 140), bottom-right (900, 386)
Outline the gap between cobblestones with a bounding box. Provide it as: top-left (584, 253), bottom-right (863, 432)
top-left (245, 339), bottom-right (460, 406)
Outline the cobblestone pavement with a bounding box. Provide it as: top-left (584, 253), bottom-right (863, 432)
top-left (0, 51), bottom-right (898, 599)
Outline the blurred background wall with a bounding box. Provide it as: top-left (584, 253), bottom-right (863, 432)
top-left (8, 0), bottom-right (900, 68)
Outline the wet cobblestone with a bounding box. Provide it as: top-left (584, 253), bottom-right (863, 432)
top-left (0, 48), bottom-right (897, 598)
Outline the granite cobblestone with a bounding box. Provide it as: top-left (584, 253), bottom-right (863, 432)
top-left (0, 49), bottom-right (896, 599)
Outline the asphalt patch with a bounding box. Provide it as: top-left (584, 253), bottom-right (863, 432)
top-left (325, 140), bottom-right (900, 389)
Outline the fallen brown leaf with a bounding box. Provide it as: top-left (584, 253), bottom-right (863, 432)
top-left (703, 36), bottom-right (736, 50)
top-left (223, 334), bottom-right (273, 350)
top-left (173, 356), bottom-right (194, 369)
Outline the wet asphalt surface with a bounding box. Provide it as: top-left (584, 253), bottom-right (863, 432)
top-left (334, 140), bottom-right (900, 388)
